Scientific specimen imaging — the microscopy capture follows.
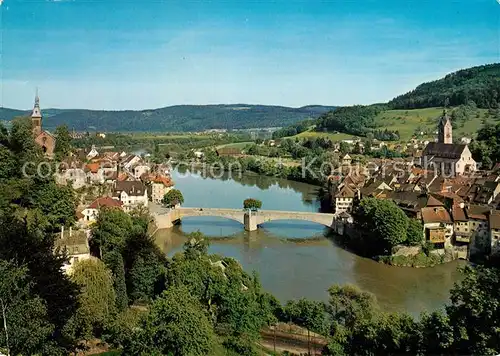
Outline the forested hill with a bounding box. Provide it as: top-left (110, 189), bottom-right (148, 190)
top-left (0, 104), bottom-right (336, 132)
top-left (389, 63), bottom-right (500, 109)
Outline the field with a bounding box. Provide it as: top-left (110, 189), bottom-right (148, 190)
top-left (217, 141), bottom-right (253, 149)
top-left (376, 107), bottom-right (490, 141)
top-left (295, 130), bottom-right (358, 141)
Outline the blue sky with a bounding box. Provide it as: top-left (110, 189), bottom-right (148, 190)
top-left (1, 0), bottom-right (499, 110)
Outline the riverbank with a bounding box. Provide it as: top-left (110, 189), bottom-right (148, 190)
top-left (377, 252), bottom-right (450, 268)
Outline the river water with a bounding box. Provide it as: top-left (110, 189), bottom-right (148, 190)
top-left (155, 168), bottom-right (464, 315)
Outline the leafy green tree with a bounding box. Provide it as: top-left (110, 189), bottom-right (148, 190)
top-left (406, 218), bottom-right (424, 246)
top-left (124, 232), bottom-right (167, 304)
top-left (91, 208), bottom-right (133, 253)
top-left (67, 258), bottom-right (116, 341)
top-left (0, 216), bottom-right (80, 354)
top-left (124, 285), bottom-right (217, 356)
top-left (327, 284), bottom-right (378, 330)
top-left (419, 310), bottom-right (454, 354)
top-left (103, 250), bottom-right (128, 311)
top-left (0, 260), bottom-right (54, 356)
top-left (446, 265), bottom-right (500, 355)
top-left (243, 198), bottom-right (262, 211)
top-left (162, 189), bottom-right (184, 208)
top-left (353, 198), bottom-right (409, 255)
top-left (54, 124), bottom-right (72, 160)
top-left (9, 117), bottom-right (38, 160)
top-left (283, 298), bottom-right (326, 334)
top-left (30, 181), bottom-right (77, 232)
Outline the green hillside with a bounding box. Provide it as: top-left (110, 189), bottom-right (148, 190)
top-left (295, 106), bottom-right (494, 142)
top-left (0, 104), bottom-right (336, 133)
top-left (296, 64), bottom-right (500, 141)
top-left (376, 107), bottom-right (491, 141)
top-left (389, 63), bottom-right (500, 109)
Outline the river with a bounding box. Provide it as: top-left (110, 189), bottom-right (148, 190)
top-left (154, 168), bottom-right (464, 315)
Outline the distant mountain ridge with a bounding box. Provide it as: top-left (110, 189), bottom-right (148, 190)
top-left (0, 104), bottom-right (337, 132)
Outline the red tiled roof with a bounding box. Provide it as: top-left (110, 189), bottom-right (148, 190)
top-left (88, 197), bottom-right (123, 209)
top-left (85, 163), bottom-right (100, 174)
top-left (452, 206), bottom-right (467, 221)
top-left (426, 195), bottom-right (444, 207)
top-left (421, 207), bottom-right (452, 224)
top-left (151, 175), bottom-right (174, 187)
top-left (117, 173), bottom-right (129, 181)
top-left (467, 205), bottom-right (490, 221)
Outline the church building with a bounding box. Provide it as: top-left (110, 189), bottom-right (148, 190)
top-left (422, 110), bottom-right (476, 176)
top-left (31, 92), bottom-right (56, 157)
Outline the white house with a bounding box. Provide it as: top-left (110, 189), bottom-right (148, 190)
top-left (86, 145), bottom-right (99, 160)
top-left (57, 168), bottom-right (87, 189)
top-left (134, 164), bottom-right (150, 179)
top-left (54, 230), bottom-right (92, 275)
top-left (122, 155), bottom-right (142, 171)
top-left (82, 196), bottom-right (123, 224)
top-left (149, 175), bottom-right (175, 204)
top-left (334, 184), bottom-right (356, 213)
top-left (113, 181), bottom-right (148, 211)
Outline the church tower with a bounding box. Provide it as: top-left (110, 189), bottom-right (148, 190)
top-left (31, 89), bottom-right (42, 137)
top-left (438, 109), bottom-right (452, 144)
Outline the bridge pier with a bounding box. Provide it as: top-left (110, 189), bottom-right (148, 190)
top-left (244, 211), bottom-right (258, 231)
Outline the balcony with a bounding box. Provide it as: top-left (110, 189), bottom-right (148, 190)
top-left (427, 228), bottom-right (446, 243)
top-left (455, 232), bottom-right (471, 243)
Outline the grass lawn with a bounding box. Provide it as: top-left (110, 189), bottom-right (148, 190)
top-left (217, 141), bottom-right (253, 149)
top-left (376, 107), bottom-right (490, 141)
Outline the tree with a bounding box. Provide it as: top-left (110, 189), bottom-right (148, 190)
top-left (54, 125), bottom-right (72, 160)
top-left (327, 284), bottom-right (378, 330)
top-left (446, 265), bottom-right (500, 355)
top-left (406, 218), bottom-right (424, 246)
top-left (124, 285), bottom-right (217, 356)
top-left (283, 298), bottom-right (326, 334)
top-left (162, 189), bottom-right (184, 208)
top-left (0, 260), bottom-right (54, 356)
top-left (91, 208), bottom-right (133, 253)
top-left (243, 198), bottom-right (262, 211)
top-left (353, 198), bottom-right (409, 255)
top-left (103, 251), bottom-right (128, 312)
top-left (68, 258), bottom-right (116, 341)
top-left (124, 232), bottom-right (167, 304)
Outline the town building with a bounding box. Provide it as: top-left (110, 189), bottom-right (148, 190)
top-left (334, 184), bottom-right (356, 213)
top-left (148, 175), bottom-right (175, 204)
top-left (112, 181), bottom-right (148, 211)
top-left (31, 92), bottom-right (56, 156)
top-left (82, 196), bottom-right (123, 224)
top-left (86, 145), bottom-right (99, 160)
top-left (490, 211), bottom-right (500, 255)
top-left (54, 229), bottom-right (91, 274)
top-left (422, 110), bottom-right (476, 176)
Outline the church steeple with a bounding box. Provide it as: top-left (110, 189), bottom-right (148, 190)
top-left (31, 88), bottom-right (42, 136)
top-left (438, 109), bottom-right (452, 144)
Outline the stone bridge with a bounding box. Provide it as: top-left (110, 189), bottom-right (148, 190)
top-left (151, 204), bottom-right (338, 232)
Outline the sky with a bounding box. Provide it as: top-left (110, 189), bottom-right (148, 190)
top-left (0, 0), bottom-right (499, 110)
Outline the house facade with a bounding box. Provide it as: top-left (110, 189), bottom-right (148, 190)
top-left (113, 181), bottom-right (148, 211)
top-left (82, 196), bottom-right (123, 224)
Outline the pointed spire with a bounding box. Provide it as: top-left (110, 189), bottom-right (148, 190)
top-left (34, 87), bottom-right (40, 107)
top-left (31, 87), bottom-right (42, 119)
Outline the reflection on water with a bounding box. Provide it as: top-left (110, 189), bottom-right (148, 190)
top-left (154, 169), bottom-right (465, 315)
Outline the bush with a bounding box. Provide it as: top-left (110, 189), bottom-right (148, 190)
top-left (243, 198), bottom-right (262, 211)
